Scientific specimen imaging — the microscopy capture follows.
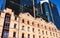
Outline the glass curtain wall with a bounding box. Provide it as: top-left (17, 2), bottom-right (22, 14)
top-left (20, 0), bottom-right (33, 16)
top-left (20, 0), bottom-right (37, 16)
top-left (42, 2), bottom-right (52, 22)
top-left (5, 0), bottom-right (20, 15)
top-left (50, 2), bottom-right (60, 29)
top-left (36, 2), bottom-right (42, 18)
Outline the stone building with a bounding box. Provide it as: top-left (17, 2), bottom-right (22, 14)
top-left (0, 8), bottom-right (60, 38)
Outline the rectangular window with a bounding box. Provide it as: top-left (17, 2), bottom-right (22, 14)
top-left (22, 33), bottom-right (24, 38)
top-left (3, 31), bottom-right (8, 38)
top-left (33, 35), bottom-right (35, 38)
top-left (14, 24), bottom-right (16, 28)
top-left (50, 32), bottom-right (52, 36)
top-left (42, 30), bottom-right (44, 35)
top-left (32, 22), bottom-right (34, 26)
top-left (56, 34), bottom-right (57, 37)
top-left (4, 23), bottom-right (10, 29)
top-left (22, 19), bottom-right (24, 23)
top-left (39, 36), bottom-right (41, 38)
top-left (46, 31), bottom-right (48, 35)
top-left (13, 32), bottom-right (16, 38)
top-left (28, 34), bottom-right (30, 38)
top-left (53, 33), bottom-right (55, 37)
top-left (38, 29), bottom-right (40, 34)
top-left (27, 21), bottom-right (29, 24)
top-left (15, 16), bottom-right (17, 20)
top-left (28, 27), bottom-right (30, 32)
top-left (37, 24), bottom-right (39, 27)
top-left (32, 28), bottom-right (34, 32)
top-left (22, 26), bottom-right (24, 30)
top-left (5, 14), bottom-right (11, 22)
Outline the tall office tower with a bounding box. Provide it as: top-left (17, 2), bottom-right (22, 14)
top-left (36, 2), bottom-right (49, 21)
top-left (0, 0), bottom-right (37, 16)
top-left (39, 0), bottom-right (60, 29)
top-left (35, 2), bottom-right (42, 18)
top-left (20, 0), bottom-right (37, 17)
top-left (50, 2), bottom-right (60, 29)
top-left (40, 0), bottom-right (54, 22)
top-left (5, 0), bottom-right (20, 15)
top-left (20, 0), bottom-right (33, 16)
top-left (0, 0), bottom-right (20, 15)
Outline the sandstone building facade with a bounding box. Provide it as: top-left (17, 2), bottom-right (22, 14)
top-left (0, 8), bottom-right (60, 38)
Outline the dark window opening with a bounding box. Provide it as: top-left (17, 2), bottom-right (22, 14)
top-left (22, 26), bottom-right (24, 30)
top-left (38, 29), bottom-right (40, 34)
top-left (22, 33), bottom-right (24, 38)
top-left (14, 24), bottom-right (16, 28)
top-left (27, 21), bottom-right (29, 24)
top-left (46, 31), bottom-right (48, 35)
top-left (4, 23), bottom-right (10, 30)
top-left (28, 34), bottom-right (30, 38)
top-left (28, 27), bottom-right (30, 32)
top-left (22, 19), bottom-right (24, 23)
top-left (45, 26), bottom-right (47, 29)
top-left (32, 28), bottom-right (34, 32)
top-left (32, 22), bottom-right (34, 26)
top-left (43, 36), bottom-right (45, 38)
top-left (38, 24), bottom-right (39, 27)
top-left (13, 32), bottom-right (16, 38)
top-left (39, 36), bottom-right (41, 38)
top-left (42, 30), bottom-right (44, 35)
top-left (5, 13), bottom-right (11, 22)
top-left (33, 35), bottom-right (35, 38)
top-left (15, 16), bottom-right (17, 20)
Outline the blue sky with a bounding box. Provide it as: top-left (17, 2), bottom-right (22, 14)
top-left (0, 0), bottom-right (3, 9)
top-left (37, 0), bottom-right (60, 16)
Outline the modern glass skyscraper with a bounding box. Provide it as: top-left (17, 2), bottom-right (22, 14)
top-left (50, 2), bottom-right (60, 29)
top-left (20, 0), bottom-right (33, 16)
top-left (20, 0), bottom-right (37, 16)
top-left (36, 0), bottom-right (60, 29)
top-left (5, 0), bottom-right (20, 15)
top-left (42, 2), bottom-right (52, 22)
top-left (39, 0), bottom-right (54, 22)
top-left (0, 0), bottom-right (37, 16)
top-left (35, 2), bottom-right (42, 18)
